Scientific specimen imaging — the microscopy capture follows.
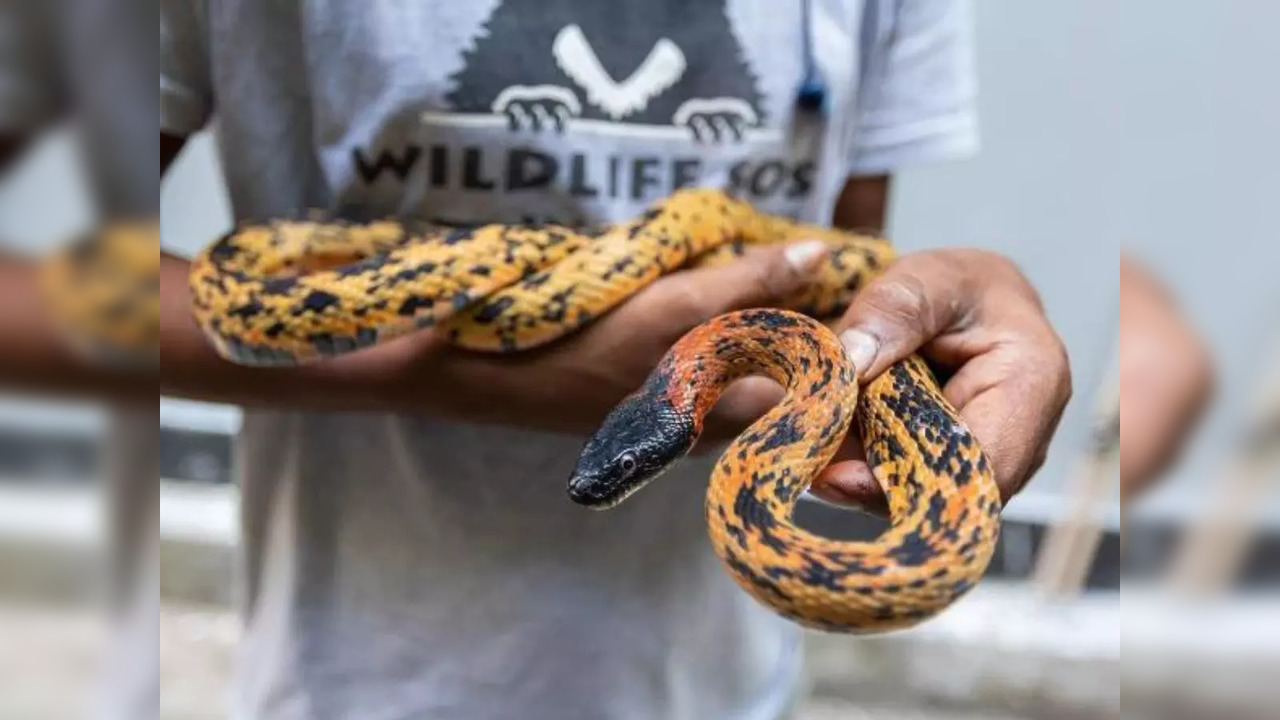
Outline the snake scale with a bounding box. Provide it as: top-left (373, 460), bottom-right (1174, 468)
top-left (66, 187), bottom-right (999, 633)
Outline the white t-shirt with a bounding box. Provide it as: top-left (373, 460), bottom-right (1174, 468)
top-left (159, 2), bottom-right (978, 718)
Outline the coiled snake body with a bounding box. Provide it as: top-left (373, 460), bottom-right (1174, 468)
top-left (186, 188), bottom-right (1001, 633)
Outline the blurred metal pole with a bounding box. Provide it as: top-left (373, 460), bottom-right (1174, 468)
top-left (1031, 352), bottom-right (1121, 598)
top-left (1164, 337), bottom-right (1280, 596)
top-left (102, 404), bottom-right (158, 613)
top-left (96, 403), bottom-right (159, 720)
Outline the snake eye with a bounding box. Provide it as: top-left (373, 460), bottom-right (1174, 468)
top-left (618, 452), bottom-right (638, 476)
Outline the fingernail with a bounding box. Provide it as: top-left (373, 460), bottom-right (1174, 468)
top-left (839, 329), bottom-right (878, 372)
top-left (783, 240), bottom-right (827, 274)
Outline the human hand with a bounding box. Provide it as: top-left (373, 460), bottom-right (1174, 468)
top-left (1116, 256), bottom-right (1213, 499)
top-left (799, 248), bottom-right (1073, 516)
top-left (415, 239), bottom-right (832, 435)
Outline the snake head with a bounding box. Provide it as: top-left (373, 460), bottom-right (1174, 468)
top-left (568, 388), bottom-right (697, 509)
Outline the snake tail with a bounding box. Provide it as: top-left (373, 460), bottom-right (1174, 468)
top-left (568, 308), bottom-right (1002, 633)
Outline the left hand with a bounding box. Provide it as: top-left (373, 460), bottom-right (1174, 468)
top-left (712, 248), bottom-right (1072, 517)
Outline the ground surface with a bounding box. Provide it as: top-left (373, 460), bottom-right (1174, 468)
top-left (12, 599), bottom-right (1274, 720)
top-left (5, 602), bottom-right (1032, 720)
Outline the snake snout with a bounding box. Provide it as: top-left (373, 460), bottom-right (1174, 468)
top-left (567, 473), bottom-right (621, 509)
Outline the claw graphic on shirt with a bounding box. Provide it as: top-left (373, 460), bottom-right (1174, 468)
top-left (446, 0), bottom-right (766, 142)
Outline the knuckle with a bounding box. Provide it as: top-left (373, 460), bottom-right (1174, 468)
top-left (670, 280), bottom-right (710, 318)
top-left (645, 276), bottom-right (704, 321)
top-left (721, 248), bottom-right (795, 308)
top-left (959, 247), bottom-right (1020, 278)
top-left (863, 273), bottom-right (932, 336)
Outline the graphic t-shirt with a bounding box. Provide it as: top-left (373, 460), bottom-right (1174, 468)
top-left (160, 2), bottom-right (977, 718)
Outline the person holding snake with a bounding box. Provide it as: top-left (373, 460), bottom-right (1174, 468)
top-left (177, 1), bottom-right (1062, 718)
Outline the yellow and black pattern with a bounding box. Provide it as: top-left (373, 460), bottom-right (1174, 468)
top-left (41, 221), bottom-right (160, 366)
top-left (189, 217), bottom-right (592, 363)
top-left (188, 188), bottom-right (895, 361)
top-left (188, 187), bottom-right (1001, 633)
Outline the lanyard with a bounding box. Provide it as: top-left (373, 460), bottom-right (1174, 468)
top-left (796, 0), bottom-right (828, 114)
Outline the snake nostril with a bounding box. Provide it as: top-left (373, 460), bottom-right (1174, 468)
top-left (566, 476), bottom-right (598, 505)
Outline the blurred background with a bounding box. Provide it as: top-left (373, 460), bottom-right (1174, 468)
top-left (2, 1), bottom-right (1278, 718)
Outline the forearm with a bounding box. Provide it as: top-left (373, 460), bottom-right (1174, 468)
top-left (0, 252), bottom-right (152, 403)
top-left (831, 175), bottom-right (890, 234)
top-left (160, 251), bottom-right (397, 410)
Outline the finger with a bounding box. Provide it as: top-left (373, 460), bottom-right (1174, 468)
top-left (941, 342), bottom-right (1072, 503)
top-left (676, 239), bottom-right (830, 318)
top-left (834, 252), bottom-right (971, 379)
top-left (714, 376), bottom-right (785, 426)
top-left (809, 460), bottom-right (890, 517)
top-left (699, 376), bottom-right (785, 446)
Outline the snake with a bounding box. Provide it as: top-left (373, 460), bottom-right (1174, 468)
top-left (40, 220), bottom-right (160, 367)
top-left (183, 187), bottom-right (1001, 633)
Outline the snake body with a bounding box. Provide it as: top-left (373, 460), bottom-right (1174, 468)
top-left (187, 187), bottom-right (1002, 633)
top-left (188, 189), bottom-right (891, 361)
top-left (569, 311), bottom-right (1000, 632)
top-left (41, 221), bottom-right (160, 367)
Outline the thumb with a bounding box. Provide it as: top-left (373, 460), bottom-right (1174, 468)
top-left (682, 239), bottom-right (829, 317)
top-left (835, 253), bottom-right (967, 379)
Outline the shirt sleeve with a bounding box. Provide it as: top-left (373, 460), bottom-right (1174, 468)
top-left (0, 1), bottom-right (65, 132)
top-left (160, 0), bottom-right (213, 135)
top-left (847, 0), bottom-right (979, 176)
